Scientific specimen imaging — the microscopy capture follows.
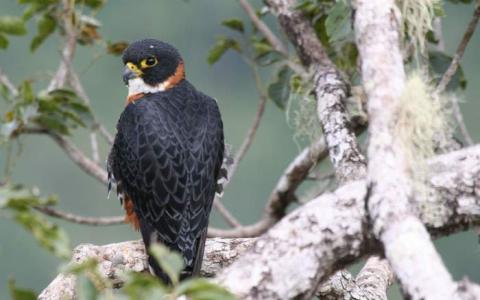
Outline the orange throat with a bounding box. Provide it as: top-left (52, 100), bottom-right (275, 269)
top-left (125, 62), bottom-right (185, 106)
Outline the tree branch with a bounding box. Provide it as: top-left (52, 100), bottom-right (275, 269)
top-left (436, 3), bottom-right (480, 146)
top-left (354, 1), bottom-right (461, 299)
top-left (33, 206), bottom-right (124, 226)
top-left (215, 145), bottom-right (480, 299)
top-left (238, 0), bottom-right (288, 55)
top-left (39, 145), bottom-right (480, 299)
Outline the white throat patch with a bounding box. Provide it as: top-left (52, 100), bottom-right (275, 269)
top-left (127, 77), bottom-right (166, 97)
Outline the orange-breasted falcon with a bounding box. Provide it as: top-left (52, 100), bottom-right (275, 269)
top-left (107, 39), bottom-right (224, 282)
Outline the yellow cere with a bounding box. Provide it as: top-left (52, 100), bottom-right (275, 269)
top-left (126, 62), bottom-right (143, 76)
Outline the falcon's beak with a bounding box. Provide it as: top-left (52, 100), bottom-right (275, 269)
top-left (123, 66), bottom-right (137, 85)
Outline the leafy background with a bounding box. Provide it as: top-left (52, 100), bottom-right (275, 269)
top-left (0, 0), bottom-right (479, 299)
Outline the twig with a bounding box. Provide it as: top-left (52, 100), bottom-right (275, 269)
top-left (436, 4), bottom-right (480, 94)
top-left (436, 4), bottom-right (480, 146)
top-left (48, 0), bottom-right (76, 91)
top-left (34, 206), bottom-right (124, 225)
top-left (227, 63), bottom-right (267, 182)
top-left (213, 199), bottom-right (242, 228)
top-left (0, 66), bottom-right (18, 97)
top-left (238, 0), bottom-right (288, 55)
top-left (208, 137), bottom-right (328, 238)
top-left (97, 123), bottom-right (114, 145)
top-left (19, 128), bottom-right (107, 184)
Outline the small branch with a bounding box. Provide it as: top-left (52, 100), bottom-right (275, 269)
top-left (437, 4), bottom-right (480, 146)
top-left (19, 128), bottom-right (107, 185)
top-left (355, 256), bottom-right (394, 300)
top-left (0, 66), bottom-right (18, 97)
top-left (212, 199), bottom-right (242, 228)
top-left (238, 0), bottom-right (288, 55)
top-left (436, 4), bottom-right (480, 94)
top-left (34, 206), bottom-right (124, 226)
top-left (48, 0), bottom-right (76, 91)
top-left (97, 123), bottom-right (114, 145)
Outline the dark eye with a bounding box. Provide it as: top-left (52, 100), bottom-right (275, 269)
top-left (146, 57), bottom-right (157, 66)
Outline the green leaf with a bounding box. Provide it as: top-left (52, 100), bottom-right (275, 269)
top-left (0, 16), bottom-right (27, 35)
top-left (268, 66), bottom-right (293, 110)
top-left (30, 13), bottom-right (56, 52)
top-left (429, 50), bottom-right (467, 91)
top-left (325, 1), bottom-right (351, 43)
top-left (0, 33), bottom-right (8, 48)
top-left (35, 114), bottom-right (71, 135)
top-left (0, 185), bottom-right (70, 258)
top-left (175, 278), bottom-right (237, 300)
top-left (83, 0), bottom-right (105, 9)
top-left (20, 81), bottom-right (34, 103)
top-left (106, 41), bottom-right (129, 56)
top-left (207, 37), bottom-right (241, 65)
top-left (149, 243), bottom-right (184, 285)
top-left (221, 18), bottom-right (245, 33)
top-left (8, 278), bottom-right (37, 300)
top-left (122, 272), bottom-right (168, 300)
top-left (77, 275), bottom-right (98, 300)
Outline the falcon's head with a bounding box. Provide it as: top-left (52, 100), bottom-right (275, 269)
top-left (122, 39), bottom-right (185, 98)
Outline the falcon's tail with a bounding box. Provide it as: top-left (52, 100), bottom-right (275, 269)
top-left (140, 222), bottom-right (207, 284)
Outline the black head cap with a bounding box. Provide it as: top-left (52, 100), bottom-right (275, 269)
top-left (122, 39), bottom-right (183, 86)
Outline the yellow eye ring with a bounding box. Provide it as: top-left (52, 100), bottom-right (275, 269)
top-left (140, 56), bottom-right (158, 69)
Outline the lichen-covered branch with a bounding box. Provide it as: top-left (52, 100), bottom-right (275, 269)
top-left (265, 0), bottom-right (366, 183)
top-left (39, 145), bottom-right (480, 299)
top-left (354, 1), bottom-right (461, 299)
top-left (215, 145), bottom-right (480, 299)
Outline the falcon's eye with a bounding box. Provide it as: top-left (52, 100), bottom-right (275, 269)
top-left (140, 56), bottom-right (158, 68)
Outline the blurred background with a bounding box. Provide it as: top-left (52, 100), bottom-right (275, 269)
top-left (0, 1), bottom-right (479, 299)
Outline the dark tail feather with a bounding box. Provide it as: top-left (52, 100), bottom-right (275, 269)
top-left (139, 221), bottom-right (172, 284)
top-left (140, 222), bottom-right (207, 283)
top-left (181, 228), bottom-right (207, 280)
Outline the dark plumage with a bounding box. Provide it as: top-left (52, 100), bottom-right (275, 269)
top-left (108, 39), bottom-right (224, 282)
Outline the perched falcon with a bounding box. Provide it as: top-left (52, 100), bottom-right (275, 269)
top-left (108, 39), bottom-right (224, 282)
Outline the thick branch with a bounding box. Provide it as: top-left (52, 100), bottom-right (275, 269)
top-left (40, 145), bottom-right (480, 299)
top-left (266, 0), bottom-right (366, 183)
top-left (354, 1), bottom-right (460, 299)
top-left (215, 145), bottom-right (480, 299)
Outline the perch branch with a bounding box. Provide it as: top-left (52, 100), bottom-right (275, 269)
top-left (40, 145), bottom-right (480, 300)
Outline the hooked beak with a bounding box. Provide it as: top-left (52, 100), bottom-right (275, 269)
top-left (122, 66), bottom-right (137, 85)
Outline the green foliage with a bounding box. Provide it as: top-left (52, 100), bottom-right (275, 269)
top-left (8, 279), bottom-right (37, 300)
top-left (268, 66), bottom-right (293, 110)
top-left (30, 13), bottom-right (57, 52)
top-left (107, 41), bottom-right (129, 56)
top-left (221, 18), bottom-right (245, 33)
top-left (207, 37), bottom-right (241, 65)
top-left (68, 244), bottom-right (238, 299)
top-left (150, 243), bottom-right (185, 285)
top-left (0, 16), bottom-right (27, 35)
top-left (325, 0), bottom-right (351, 44)
top-left (0, 184), bottom-right (71, 258)
top-left (1, 85), bottom-right (93, 139)
top-left (175, 278), bottom-right (238, 300)
top-left (429, 51), bottom-right (467, 91)
top-left (0, 33), bottom-right (9, 48)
